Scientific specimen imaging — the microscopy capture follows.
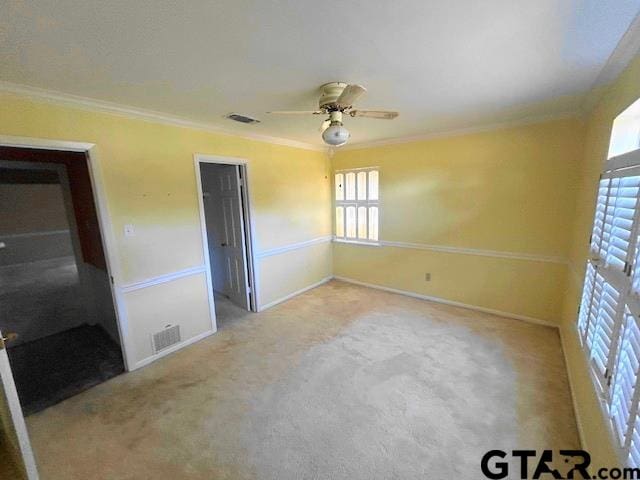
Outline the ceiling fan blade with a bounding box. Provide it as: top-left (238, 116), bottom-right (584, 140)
top-left (319, 119), bottom-right (331, 132)
top-left (349, 110), bottom-right (399, 120)
top-left (266, 110), bottom-right (323, 115)
top-left (335, 84), bottom-right (367, 108)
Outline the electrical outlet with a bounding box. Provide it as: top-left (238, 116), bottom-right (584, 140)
top-left (425, 273), bottom-right (431, 281)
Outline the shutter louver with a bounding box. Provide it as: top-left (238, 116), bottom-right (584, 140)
top-left (633, 240), bottom-right (640, 295)
top-left (631, 227), bottom-right (640, 296)
top-left (585, 271), bottom-right (605, 350)
top-left (578, 261), bottom-right (597, 342)
top-left (591, 178), bottom-right (610, 254)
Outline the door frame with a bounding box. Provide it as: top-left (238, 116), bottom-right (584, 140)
top-left (0, 135), bottom-right (134, 371)
top-left (194, 154), bottom-right (258, 313)
top-left (0, 337), bottom-right (38, 479)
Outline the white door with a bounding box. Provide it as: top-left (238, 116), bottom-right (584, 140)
top-left (201, 164), bottom-right (250, 309)
top-left (0, 331), bottom-right (38, 479)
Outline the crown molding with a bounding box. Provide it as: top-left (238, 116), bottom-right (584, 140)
top-left (582, 11), bottom-right (640, 113)
top-left (4, 13), bottom-right (640, 155)
top-left (0, 80), bottom-right (607, 153)
top-left (338, 110), bottom-right (580, 151)
top-left (0, 81), bottom-right (325, 152)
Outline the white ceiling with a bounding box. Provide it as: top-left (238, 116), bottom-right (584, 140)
top-left (1, 0), bottom-right (640, 147)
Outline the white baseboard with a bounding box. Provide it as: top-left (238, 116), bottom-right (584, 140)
top-left (559, 328), bottom-right (586, 449)
top-left (258, 276), bottom-right (333, 311)
top-left (333, 275), bottom-right (558, 328)
top-left (132, 329), bottom-right (216, 371)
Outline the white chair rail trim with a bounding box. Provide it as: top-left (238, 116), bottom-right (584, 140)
top-left (336, 237), bottom-right (568, 265)
top-left (119, 265), bottom-right (207, 293)
top-left (255, 235), bottom-right (333, 258)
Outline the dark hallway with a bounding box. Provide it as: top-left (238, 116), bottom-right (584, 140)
top-left (0, 147), bottom-right (124, 415)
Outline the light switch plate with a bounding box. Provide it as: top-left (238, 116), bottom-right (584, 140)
top-left (124, 224), bottom-right (135, 237)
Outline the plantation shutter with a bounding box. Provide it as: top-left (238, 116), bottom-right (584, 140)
top-left (610, 306), bottom-right (640, 449)
top-left (577, 151), bottom-right (640, 466)
top-left (591, 174), bottom-right (640, 273)
top-left (335, 168), bottom-right (379, 242)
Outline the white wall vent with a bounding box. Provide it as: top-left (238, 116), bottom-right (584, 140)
top-left (152, 325), bottom-right (181, 353)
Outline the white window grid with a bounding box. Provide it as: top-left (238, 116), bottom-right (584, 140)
top-left (334, 167), bottom-right (380, 243)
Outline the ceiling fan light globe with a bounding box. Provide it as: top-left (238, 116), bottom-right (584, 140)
top-left (322, 124), bottom-right (350, 146)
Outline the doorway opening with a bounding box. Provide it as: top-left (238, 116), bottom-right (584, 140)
top-left (0, 147), bottom-right (124, 415)
top-left (195, 156), bottom-right (257, 328)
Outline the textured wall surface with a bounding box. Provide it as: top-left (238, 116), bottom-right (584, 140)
top-left (0, 94), bottom-right (332, 366)
top-left (332, 118), bottom-right (584, 323)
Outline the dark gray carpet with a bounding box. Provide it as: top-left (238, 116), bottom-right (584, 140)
top-left (7, 324), bottom-right (124, 415)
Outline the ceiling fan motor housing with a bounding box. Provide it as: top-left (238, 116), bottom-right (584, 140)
top-left (319, 82), bottom-right (348, 110)
top-left (328, 110), bottom-right (343, 124)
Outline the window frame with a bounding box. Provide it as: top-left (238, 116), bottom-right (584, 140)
top-left (334, 166), bottom-right (381, 245)
top-left (578, 146), bottom-right (640, 467)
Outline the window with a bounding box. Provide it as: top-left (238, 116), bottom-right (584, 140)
top-left (335, 168), bottom-right (379, 242)
top-left (578, 100), bottom-right (640, 466)
top-left (608, 97), bottom-right (640, 159)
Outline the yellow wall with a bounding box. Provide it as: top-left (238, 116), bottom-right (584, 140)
top-left (0, 92), bottom-right (332, 367)
top-left (332, 118), bottom-right (584, 324)
top-left (560, 54), bottom-right (640, 469)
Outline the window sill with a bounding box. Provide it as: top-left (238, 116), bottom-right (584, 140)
top-left (333, 238), bottom-right (382, 247)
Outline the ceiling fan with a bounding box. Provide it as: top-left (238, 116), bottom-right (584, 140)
top-left (267, 82), bottom-right (399, 147)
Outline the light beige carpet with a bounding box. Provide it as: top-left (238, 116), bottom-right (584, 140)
top-left (25, 280), bottom-right (579, 479)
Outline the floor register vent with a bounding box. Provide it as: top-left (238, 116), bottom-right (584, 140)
top-left (152, 325), bottom-right (181, 353)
